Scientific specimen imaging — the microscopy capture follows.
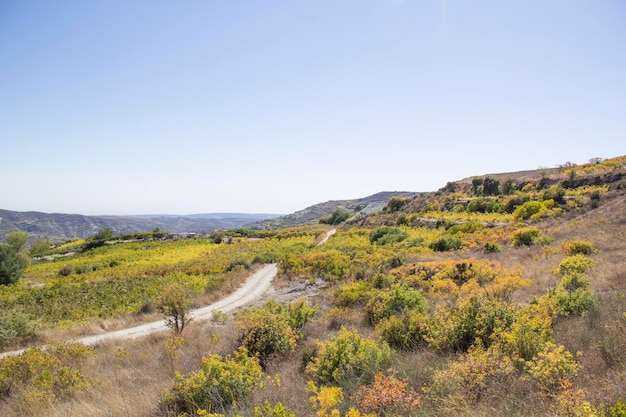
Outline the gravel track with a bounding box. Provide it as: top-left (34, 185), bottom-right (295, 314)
top-left (0, 263), bottom-right (277, 358)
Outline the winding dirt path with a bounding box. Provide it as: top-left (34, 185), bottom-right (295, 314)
top-left (0, 264), bottom-right (277, 358)
top-left (1, 228), bottom-right (338, 359)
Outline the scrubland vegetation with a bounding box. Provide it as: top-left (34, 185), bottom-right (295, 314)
top-left (1, 156), bottom-right (626, 416)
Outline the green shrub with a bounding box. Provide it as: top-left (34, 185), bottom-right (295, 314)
top-left (305, 327), bottom-right (393, 385)
top-left (225, 259), bottom-right (251, 272)
top-left (0, 311), bottom-right (40, 349)
top-left (555, 288), bottom-right (595, 316)
top-left (253, 401), bottom-right (297, 417)
top-left (483, 241), bottom-right (501, 253)
top-left (607, 399), bottom-right (626, 417)
top-left (541, 185), bottom-right (565, 204)
top-left (512, 227), bottom-right (542, 247)
top-left (369, 227), bottom-right (409, 245)
top-left (466, 198), bottom-right (503, 213)
top-left (429, 236), bottom-right (462, 252)
top-left (161, 347), bottom-right (262, 415)
top-left (0, 345), bottom-right (93, 401)
top-left (385, 197), bottom-right (407, 213)
top-left (556, 255), bottom-right (595, 276)
top-left (365, 284), bottom-right (427, 325)
top-left (513, 201), bottom-right (554, 220)
top-left (376, 309), bottom-right (429, 350)
top-left (501, 302), bottom-right (554, 362)
top-left (320, 209), bottom-right (350, 225)
top-left (562, 240), bottom-right (595, 255)
top-left (237, 307), bottom-right (298, 366)
top-left (504, 195), bottom-right (527, 213)
top-left (334, 281), bottom-right (375, 306)
top-left (236, 299), bottom-right (317, 366)
top-left (427, 296), bottom-right (516, 353)
top-left (525, 342), bottom-right (580, 392)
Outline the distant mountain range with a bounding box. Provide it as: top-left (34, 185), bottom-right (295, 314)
top-left (0, 191), bottom-right (416, 242)
top-left (0, 210), bottom-right (280, 243)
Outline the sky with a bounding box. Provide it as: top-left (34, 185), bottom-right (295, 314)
top-left (1, 1), bottom-right (625, 216)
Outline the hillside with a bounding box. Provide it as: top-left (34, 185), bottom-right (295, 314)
top-left (0, 210), bottom-right (279, 243)
top-left (249, 191), bottom-right (417, 229)
top-left (1, 155), bottom-right (626, 417)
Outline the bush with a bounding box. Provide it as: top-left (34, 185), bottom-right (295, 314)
top-left (161, 347), bottom-right (262, 415)
top-left (334, 281), bottom-right (375, 306)
top-left (225, 259), bottom-right (251, 272)
top-left (353, 371), bottom-right (421, 415)
top-left (365, 284), bottom-right (427, 325)
top-left (0, 345), bottom-right (93, 402)
top-left (369, 227), bottom-right (409, 245)
top-left (607, 399), bottom-right (626, 417)
top-left (483, 241), bottom-right (501, 253)
top-left (556, 255), bottom-right (595, 276)
top-left (555, 287), bottom-right (595, 316)
top-left (512, 227), bottom-right (542, 247)
top-left (429, 236), bottom-right (462, 252)
top-left (466, 197), bottom-right (503, 213)
top-left (562, 240), bottom-right (595, 255)
top-left (376, 309), bottom-right (429, 350)
top-left (501, 302), bottom-right (554, 362)
top-left (525, 342), bottom-right (580, 392)
top-left (385, 197), bottom-right (407, 213)
top-left (305, 327), bottom-right (393, 385)
top-left (237, 307), bottom-right (298, 367)
top-left (58, 264), bottom-right (75, 276)
top-left (427, 296), bottom-right (516, 353)
top-left (428, 344), bottom-right (515, 403)
top-left (504, 195), bottom-right (527, 213)
top-left (513, 201), bottom-right (551, 220)
top-left (236, 299), bottom-right (317, 366)
top-left (0, 311), bottom-right (40, 349)
top-left (253, 401), bottom-right (297, 417)
top-left (320, 209), bottom-right (350, 225)
top-left (541, 185), bottom-right (565, 204)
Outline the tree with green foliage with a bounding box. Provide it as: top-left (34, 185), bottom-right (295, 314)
top-left (157, 283), bottom-right (193, 334)
top-left (320, 209), bottom-right (350, 225)
top-left (385, 197), bottom-right (407, 213)
top-left (85, 228), bottom-right (116, 250)
top-left (29, 237), bottom-right (52, 258)
top-left (482, 176), bottom-right (501, 196)
top-left (0, 231), bottom-right (30, 285)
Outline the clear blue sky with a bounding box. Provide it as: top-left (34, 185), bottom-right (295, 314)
top-left (1, 1), bottom-right (625, 215)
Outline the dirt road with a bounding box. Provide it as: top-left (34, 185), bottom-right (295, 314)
top-left (0, 263), bottom-right (277, 358)
top-left (0, 229), bottom-right (337, 359)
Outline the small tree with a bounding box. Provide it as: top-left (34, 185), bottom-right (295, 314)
top-left (0, 231), bottom-right (30, 285)
top-left (84, 228), bottom-right (115, 250)
top-left (157, 284), bottom-right (193, 334)
top-left (6, 231), bottom-right (29, 252)
top-left (320, 209), bottom-right (350, 225)
top-left (29, 238), bottom-right (52, 258)
top-left (385, 197), bottom-right (407, 213)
